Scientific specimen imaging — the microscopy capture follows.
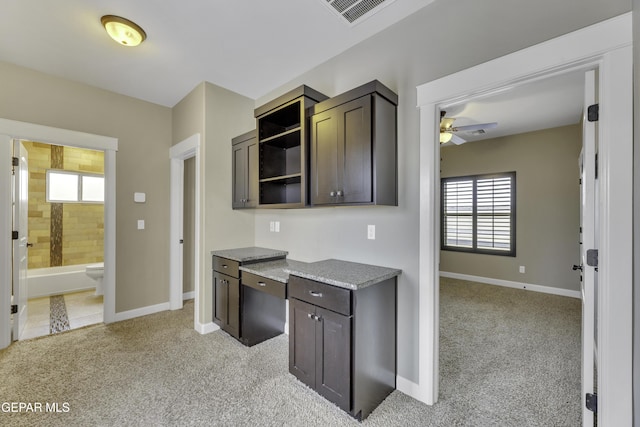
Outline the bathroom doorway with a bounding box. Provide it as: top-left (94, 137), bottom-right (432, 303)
top-left (18, 140), bottom-right (105, 340)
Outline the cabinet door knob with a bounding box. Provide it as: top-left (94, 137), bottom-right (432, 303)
top-left (336, 190), bottom-right (343, 197)
top-left (309, 291), bottom-right (323, 298)
top-left (329, 191), bottom-right (336, 197)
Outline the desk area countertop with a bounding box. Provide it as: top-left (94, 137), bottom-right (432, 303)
top-left (284, 259), bottom-right (401, 291)
top-left (211, 247), bottom-right (288, 263)
top-left (239, 259), bottom-right (310, 284)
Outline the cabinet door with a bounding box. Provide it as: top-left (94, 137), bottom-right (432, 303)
top-left (232, 143), bottom-right (247, 209)
top-left (316, 306), bottom-right (351, 412)
top-left (311, 95), bottom-right (372, 205)
top-left (340, 96), bottom-right (372, 204)
top-left (213, 271), bottom-right (240, 339)
top-left (310, 108), bottom-right (340, 205)
top-left (246, 138), bottom-right (258, 208)
top-left (289, 298), bottom-right (318, 388)
top-left (213, 271), bottom-right (228, 327)
top-left (225, 275), bottom-right (240, 338)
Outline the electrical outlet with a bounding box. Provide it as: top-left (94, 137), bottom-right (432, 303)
top-left (367, 224), bottom-right (376, 240)
top-left (274, 221), bottom-right (280, 232)
top-left (519, 266), bottom-right (525, 274)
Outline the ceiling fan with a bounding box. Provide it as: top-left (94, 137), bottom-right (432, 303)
top-left (440, 111), bottom-right (498, 145)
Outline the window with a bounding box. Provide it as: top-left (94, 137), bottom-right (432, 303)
top-left (441, 172), bottom-right (515, 256)
top-left (46, 170), bottom-right (104, 203)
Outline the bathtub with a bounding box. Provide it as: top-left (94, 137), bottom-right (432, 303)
top-left (27, 264), bottom-right (97, 298)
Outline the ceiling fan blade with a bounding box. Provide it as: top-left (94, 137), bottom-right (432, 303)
top-left (450, 134), bottom-right (467, 145)
top-left (453, 122), bottom-right (498, 132)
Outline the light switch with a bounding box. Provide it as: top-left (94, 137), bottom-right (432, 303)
top-left (137, 220), bottom-right (145, 230)
top-left (269, 221), bottom-right (275, 232)
top-left (274, 221), bottom-right (280, 232)
top-left (367, 225), bottom-right (376, 240)
top-left (134, 192), bottom-right (146, 203)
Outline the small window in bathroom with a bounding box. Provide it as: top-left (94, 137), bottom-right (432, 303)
top-left (46, 170), bottom-right (104, 203)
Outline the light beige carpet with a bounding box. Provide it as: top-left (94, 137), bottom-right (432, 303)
top-left (0, 279), bottom-right (581, 426)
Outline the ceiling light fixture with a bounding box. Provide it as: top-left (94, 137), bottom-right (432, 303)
top-left (440, 132), bottom-right (453, 144)
top-left (101, 15), bottom-right (146, 47)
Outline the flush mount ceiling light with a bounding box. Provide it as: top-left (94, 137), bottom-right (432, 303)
top-left (101, 15), bottom-right (146, 47)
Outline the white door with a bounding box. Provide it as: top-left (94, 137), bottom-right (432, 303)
top-left (12, 140), bottom-right (28, 341)
top-left (579, 69), bottom-right (597, 426)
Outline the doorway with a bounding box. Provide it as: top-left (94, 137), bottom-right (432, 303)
top-left (169, 134), bottom-right (208, 333)
top-left (436, 71), bottom-right (586, 422)
top-left (416, 14), bottom-right (632, 424)
top-left (16, 140), bottom-right (105, 340)
top-left (0, 118), bottom-right (118, 350)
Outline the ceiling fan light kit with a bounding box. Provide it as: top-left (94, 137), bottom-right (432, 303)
top-left (439, 111), bottom-right (498, 145)
top-left (101, 15), bottom-right (146, 47)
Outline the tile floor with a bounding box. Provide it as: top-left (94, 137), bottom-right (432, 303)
top-left (20, 290), bottom-right (103, 340)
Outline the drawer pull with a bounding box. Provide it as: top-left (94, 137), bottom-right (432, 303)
top-left (309, 291), bottom-right (323, 298)
top-left (222, 264), bottom-right (228, 269)
top-left (257, 282), bottom-right (267, 287)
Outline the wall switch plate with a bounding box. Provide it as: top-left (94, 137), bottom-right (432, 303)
top-left (519, 266), bottom-right (525, 273)
top-left (137, 219), bottom-right (145, 230)
top-left (367, 224), bottom-right (376, 240)
top-left (274, 221), bottom-right (280, 232)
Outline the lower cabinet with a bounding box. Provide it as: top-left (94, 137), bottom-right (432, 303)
top-left (288, 275), bottom-right (396, 420)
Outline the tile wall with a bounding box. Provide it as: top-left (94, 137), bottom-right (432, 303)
top-left (23, 141), bottom-right (104, 268)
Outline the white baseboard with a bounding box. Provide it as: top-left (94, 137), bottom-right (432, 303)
top-left (182, 291), bottom-right (195, 300)
top-left (440, 271), bottom-right (581, 299)
top-left (196, 321), bottom-right (220, 335)
top-left (113, 302), bottom-right (171, 322)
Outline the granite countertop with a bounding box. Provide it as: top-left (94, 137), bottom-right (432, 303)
top-left (284, 259), bottom-right (401, 291)
top-left (239, 259), bottom-right (310, 283)
top-left (211, 247), bottom-right (288, 263)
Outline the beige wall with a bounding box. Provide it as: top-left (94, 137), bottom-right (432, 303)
top-left (172, 81), bottom-right (256, 323)
top-left (251, 0), bottom-right (626, 382)
top-left (440, 125), bottom-right (582, 291)
top-left (0, 61), bottom-right (172, 313)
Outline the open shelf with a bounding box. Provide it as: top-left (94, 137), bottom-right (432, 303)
top-left (258, 102), bottom-right (301, 140)
top-left (254, 85), bottom-right (329, 208)
top-left (260, 175), bottom-right (302, 205)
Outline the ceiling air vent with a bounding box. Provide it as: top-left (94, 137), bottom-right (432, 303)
top-left (323, 0), bottom-right (397, 25)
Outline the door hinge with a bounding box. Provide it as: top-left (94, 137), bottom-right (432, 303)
top-left (12, 231), bottom-right (18, 240)
top-left (10, 305), bottom-right (17, 315)
top-left (12, 157), bottom-right (18, 167)
top-left (587, 104), bottom-right (599, 122)
top-left (586, 393), bottom-right (597, 413)
top-left (586, 249), bottom-right (598, 267)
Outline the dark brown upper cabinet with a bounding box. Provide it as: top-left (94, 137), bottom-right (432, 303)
top-left (309, 80), bottom-right (398, 207)
top-left (232, 130), bottom-right (258, 209)
top-left (254, 86), bottom-right (328, 208)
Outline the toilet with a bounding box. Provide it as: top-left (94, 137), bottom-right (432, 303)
top-left (85, 263), bottom-right (104, 296)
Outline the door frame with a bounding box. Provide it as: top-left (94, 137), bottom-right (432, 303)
top-left (416, 12), bottom-right (632, 425)
top-left (169, 134), bottom-right (214, 333)
top-left (0, 118), bottom-right (118, 349)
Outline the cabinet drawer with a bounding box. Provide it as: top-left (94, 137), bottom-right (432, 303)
top-left (289, 275), bottom-right (351, 316)
top-left (213, 256), bottom-right (240, 277)
top-left (242, 272), bottom-right (286, 299)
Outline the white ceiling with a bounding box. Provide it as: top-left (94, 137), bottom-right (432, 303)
top-left (440, 70), bottom-right (585, 144)
top-left (1, 0), bottom-right (585, 139)
top-left (0, 0), bottom-right (434, 107)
